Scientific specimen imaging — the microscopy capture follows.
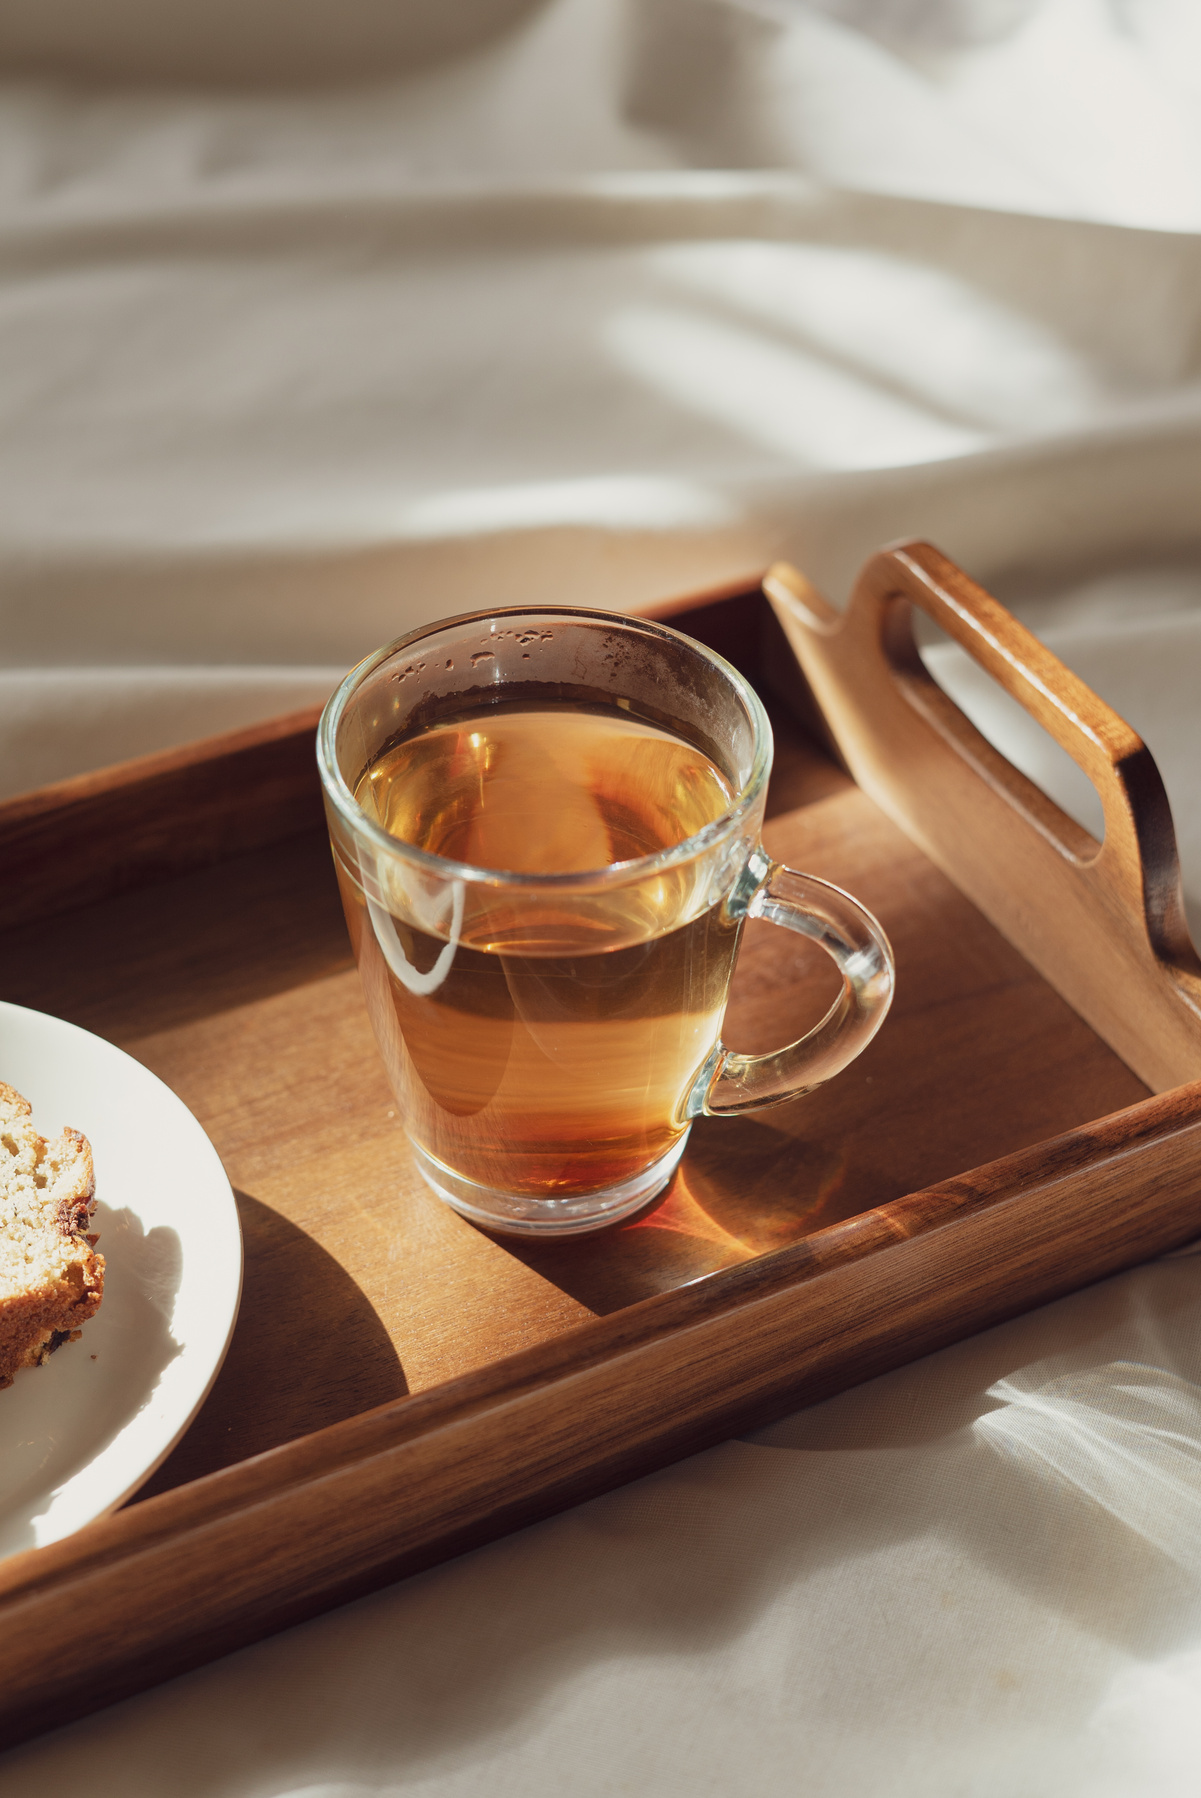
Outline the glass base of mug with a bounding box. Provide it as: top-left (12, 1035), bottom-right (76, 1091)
top-left (410, 1132), bottom-right (691, 1238)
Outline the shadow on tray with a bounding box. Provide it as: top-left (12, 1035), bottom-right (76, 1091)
top-left (133, 1190), bottom-right (407, 1502)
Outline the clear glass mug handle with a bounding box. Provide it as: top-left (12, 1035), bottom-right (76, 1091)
top-left (686, 848), bottom-right (896, 1118)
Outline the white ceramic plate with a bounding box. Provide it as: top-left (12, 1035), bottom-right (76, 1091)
top-left (0, 1001), bottom-right (242, 1559)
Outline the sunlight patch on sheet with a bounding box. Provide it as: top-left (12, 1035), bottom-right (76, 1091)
top-left (645, 241), bottom-right (1103, 435)
top-left (976, 1360), bottom-right (1201, 1580)
top-left (605, 302), bottom-right (988, 469)
top-left (395, 474), bottom-right (738, 538)
top-left (1086, 1644), bottom-right (1201, 1796)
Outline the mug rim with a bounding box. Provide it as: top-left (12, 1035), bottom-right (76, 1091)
top-left (316, 603), bottom-right (774, 891)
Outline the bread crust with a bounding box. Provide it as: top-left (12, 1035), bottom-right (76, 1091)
top-left (0, 1086), bottom-right (104, 1389)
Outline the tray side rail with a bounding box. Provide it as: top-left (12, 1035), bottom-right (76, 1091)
top-left (0, 581), bottom-right (774, 933)
top-left (0, 707), bottom-right (326, 933)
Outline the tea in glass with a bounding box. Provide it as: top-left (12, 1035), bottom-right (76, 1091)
top-left (340, 702), bottom-right (742, 1203)
top-left (319, 607), bottom-right (893, 1235)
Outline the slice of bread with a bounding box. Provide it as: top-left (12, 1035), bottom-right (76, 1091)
top-left (0, 1083), bottom-right (104, 1390)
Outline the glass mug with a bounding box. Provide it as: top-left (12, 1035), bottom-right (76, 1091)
top-left (318, 606), bottom-right (894, 1237)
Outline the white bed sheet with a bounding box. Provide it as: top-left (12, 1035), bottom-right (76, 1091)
top-left (3, 4), bottom-right (1201, 1793)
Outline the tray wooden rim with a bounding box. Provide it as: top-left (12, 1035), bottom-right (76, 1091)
top-left (3, 574), bottom-right (1201, 1749)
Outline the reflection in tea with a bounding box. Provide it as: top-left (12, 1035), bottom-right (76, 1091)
top-left (338, 705), bottom-right (743, 1199)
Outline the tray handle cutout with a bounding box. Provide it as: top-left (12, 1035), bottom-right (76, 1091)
top-left (764, 541), bottom-right (1201, 1094)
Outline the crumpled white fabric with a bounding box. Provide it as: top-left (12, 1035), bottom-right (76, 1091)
top-left (5, 0), bottom-right (1201, 809)
top-left (5, 3), bottom-right (1201, 1794)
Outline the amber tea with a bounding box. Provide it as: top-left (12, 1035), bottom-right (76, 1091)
top-left (338, 705), bottom-right (743, 1203)
top-left (320, 603), bottom-right (893, 1235)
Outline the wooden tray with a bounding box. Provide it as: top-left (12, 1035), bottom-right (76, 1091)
top-left (3, 543), bottom-right (1201, 1749)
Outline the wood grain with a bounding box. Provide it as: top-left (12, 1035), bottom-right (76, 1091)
top-left (0, 568), bottom-right (1198, 1748)
top-left (0, 710), bottom-right (1145, 1490)
top-left (1, 1074), bottom-right (1200, 1749)
top-left (0, 705), bottom-right (325, 933)
top-left (765, 544), bottom-right (1201, 1092)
